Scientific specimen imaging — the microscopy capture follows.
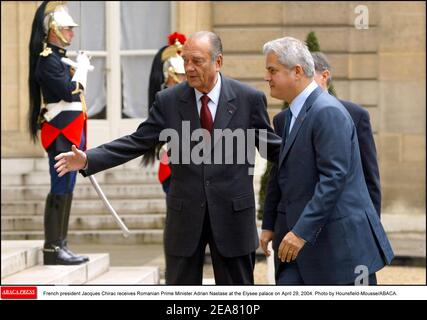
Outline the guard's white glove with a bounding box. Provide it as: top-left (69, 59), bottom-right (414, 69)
top-left (72, 51), bottom-right (91, 90)
top-left (76, 51), bottom-right (91, 67)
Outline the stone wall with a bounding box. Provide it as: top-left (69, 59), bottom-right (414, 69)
top-left (377, 2), bottom-right (426, 212)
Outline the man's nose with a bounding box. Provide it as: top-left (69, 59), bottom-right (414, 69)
top-left (185, 64), bottom-right (195, 73)
top-left (264, 73), bottom-right (271, 81)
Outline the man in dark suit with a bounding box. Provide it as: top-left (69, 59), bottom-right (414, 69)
top-left (311, 52), bottom-right (381, 216)
top-left (54, 31), bottom-right (281, 285)
top-left (259, 37), bottom-right (394, 285)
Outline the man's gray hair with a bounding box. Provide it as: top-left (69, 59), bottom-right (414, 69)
top-left (263, 37), bottom-right (314, 77)
top-left (311, 52), bottom-right (332, 86)
top-left (189, 31), bottom-right (223, 62)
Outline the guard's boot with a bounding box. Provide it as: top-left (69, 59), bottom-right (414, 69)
top-left (61, 193), bottom-right (89, 263)
top-left (43, 193), bottom-right (86, 265)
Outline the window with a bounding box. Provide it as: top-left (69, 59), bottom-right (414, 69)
top-left (120, 1), bottom-right (171, 119)
top-left (68, 1), bottom-right (107, 119)
top-left (67, 1), bottom-right (171, 121)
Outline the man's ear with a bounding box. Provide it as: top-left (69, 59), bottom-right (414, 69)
top-left (294, 65), bottom-right (304, 80)
top-left (216, 54), bottom-right (223, 70)
top-left (322, 70), bottom-right (331, 82)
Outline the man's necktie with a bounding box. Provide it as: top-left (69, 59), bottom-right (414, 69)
top-left (200, 94), bottom-right (213, 134)
top-left (283, 109), bottom-right (292, 143)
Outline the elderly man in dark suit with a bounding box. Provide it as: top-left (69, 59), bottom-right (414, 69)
top-left (311, 52), bottom-right (381, 217)
top-left (260, 37), bottom-right (393, 285)
top-left (54, 31), bottom-right (281, 285)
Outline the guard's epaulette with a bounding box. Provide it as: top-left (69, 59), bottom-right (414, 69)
top-left (39, 47), bottom-right (52, 57)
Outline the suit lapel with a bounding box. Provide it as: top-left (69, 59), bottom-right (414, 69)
top-left (277, 108), bottom-right (290, 162)
top-left (178, 83), bottom-right (200, 131)
top-left (177, 84), bottom-right (200, 153)
top-left (208, 75), bottom-right (237, 153)
top-left (278, 86), bottom-right (323, 168)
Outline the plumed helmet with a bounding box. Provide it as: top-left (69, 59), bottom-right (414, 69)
top-left (143, 32), bottom-right (186, 166)
top-left (43, 2), bottom-right (78, 45)
top-left (167, 32), bottom-right (187, 47)
top-left (163, 56), bottom-right (185, 76)
top-left (148, 32), bottom-right (187, 109)
top-left (161, 34), bottom-right (186, 85)
top-left (161, 45), bottom-right (185, 83)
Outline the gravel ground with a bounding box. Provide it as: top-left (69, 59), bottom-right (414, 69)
top-left (253, 260), bottom-right (426, 285)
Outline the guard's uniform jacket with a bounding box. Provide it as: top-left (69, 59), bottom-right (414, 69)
top-left (36, 44), bottom-right (87, 154)
top-left (158, 151), bottom-right (171, 193)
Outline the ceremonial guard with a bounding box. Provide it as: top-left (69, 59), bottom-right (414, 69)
top-left (28, 1), bottom-right (91, 265)
top-left (144, 32), bottom-right (186, 193)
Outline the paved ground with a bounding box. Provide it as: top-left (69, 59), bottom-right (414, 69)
top-left (253, 260), bottom-right (426, 285)
top-left (72, 243), bottom-right (426, 285)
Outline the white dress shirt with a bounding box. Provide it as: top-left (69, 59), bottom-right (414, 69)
top-left (194, 72), bottom-right (222, 121)
top-left (288, 80), bottom-right (318, 133)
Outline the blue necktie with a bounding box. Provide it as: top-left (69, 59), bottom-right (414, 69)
top-left (283, 109), bottom-right (292, 143)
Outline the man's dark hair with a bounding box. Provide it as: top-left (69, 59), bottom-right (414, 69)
top-left (311, 52), bottom-right (332, 86)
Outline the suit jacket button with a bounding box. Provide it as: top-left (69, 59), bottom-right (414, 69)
top-left (205, 180), bottom-right (210, 186)
top-left (201, 202), bottom-right (205, 208)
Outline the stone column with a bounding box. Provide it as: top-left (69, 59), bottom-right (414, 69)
top-left (175, 1), bottom-right (212, 35)
top-left (1, 1), bottom-right (44, 157)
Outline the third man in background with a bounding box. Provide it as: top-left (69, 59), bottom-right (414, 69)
top-left (311, 52), bottom-right (381, 216)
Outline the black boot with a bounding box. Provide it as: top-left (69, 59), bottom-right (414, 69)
top-left (61, 193), bottom-right (89, 263)
top-left (43, 193), bottom-right (87, 265)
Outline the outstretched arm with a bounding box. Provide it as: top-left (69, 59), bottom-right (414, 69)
top-left (54, 93), bottom-right (167, 177)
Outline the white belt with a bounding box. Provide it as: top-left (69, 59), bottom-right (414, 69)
top-left (44, 100), bottom-right (83, 122)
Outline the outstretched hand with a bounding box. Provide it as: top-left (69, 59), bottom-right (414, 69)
top-left (54, 145), bottom-right (87, 177)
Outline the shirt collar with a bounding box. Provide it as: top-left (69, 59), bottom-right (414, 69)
top-left (194, 72), bottom-right (222, 105)
top-left (289, 80), bottom-right (318, 118)
top-left (47, 43), bottom-right (67, 57)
